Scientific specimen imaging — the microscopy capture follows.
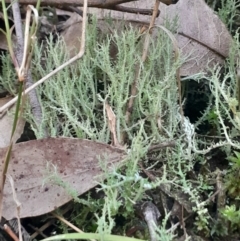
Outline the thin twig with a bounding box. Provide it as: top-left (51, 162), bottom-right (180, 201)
top-left (29, 223), bottom-right (49, 239)
top-left (6, 175), bottom-right (22, 241)
top-left (181, 205), bottom-right (187, 240)
top-left (4, 0), bottom-right (178, 7)
top-left (4, 224), bottom-right (19, 241)
top-left (124, 0), bottom-right (160, 141)
top-left (63, 5), bottom-right (159, 16)
top-left (4, 0), bottom-right (137, 7)
top-left (148, 141), bottom-right (176, 152)
top-left (106, 6), bottom-right (160, 16)
top-left (52, 212), bottom-right (96, 241)
top-left (30, 204), bottom-right (72, 239)
top-left (51, 213), bottom-right (83, 233)
top-left (166, 214), bottom-right (192, 234)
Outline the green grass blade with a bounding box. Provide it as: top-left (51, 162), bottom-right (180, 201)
top-left (41, 233), bottom-right (146, 241)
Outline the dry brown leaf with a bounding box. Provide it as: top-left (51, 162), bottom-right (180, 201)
top-left (160, 0), bottom-right (232, 75)
top-left (105, 102), bottom-right (122, 147)
top-left (0, 137), bottom-right (126, 220)
top-left (0, 97), bottom-right (25, 148)
top-left (80, 0), bottom-right (232, 75)
top-left (93, 0), bottom-right (232, 75)
top-left (61, 13), bottom-right (83, 57)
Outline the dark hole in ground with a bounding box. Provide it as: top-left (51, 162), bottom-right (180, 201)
top-left (183, 79), bottom-right (210, 129)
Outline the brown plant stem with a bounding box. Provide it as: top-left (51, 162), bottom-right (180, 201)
top-left (12, 0), bottom-right (47, 136)
top-left (106, 6), bottom-right (160, 16)
top-left (148, 141), bottom-right (176, 153)
top-left (63, 5), bottom-right (159, 17)
top-left (124, 0), bottom-right (160, 142)
top-left (4, 0), bottom-right (137, 7)
top-left (4, 0), bottom-right (178, 7)
top-left (30, 204), bottom-right (71, 239)
top-left (4, 224), bottom-right (19, 241)
top-left (52, 213), bottom-right (96, 241)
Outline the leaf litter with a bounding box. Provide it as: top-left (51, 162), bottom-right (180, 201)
top-left (0, 137), bottom-right (126, 220)
top-left (0, 0), bottom-right (235, 239)
top-left (63, 0), bottom-right (232, 76)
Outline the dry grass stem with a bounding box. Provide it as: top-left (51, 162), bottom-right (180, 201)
top-left (3, 224), bottom-right (19, 241)
top-left (124, 0), bottom-right (160, 141)
top-left (51, 212), bottom-right (97, 241)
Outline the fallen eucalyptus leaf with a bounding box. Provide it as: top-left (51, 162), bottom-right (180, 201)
top-left (160, 0), bottom-right (232, 75)
top-left (61, 12), bottom-right (83, 57)
top-left (87, 0), bottom-right (232, 75)
top-left (0, 137), bottom-right (126, 220)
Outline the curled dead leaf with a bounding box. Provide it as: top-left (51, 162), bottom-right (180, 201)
top-left (105, 102), bottom-right (122, 148)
